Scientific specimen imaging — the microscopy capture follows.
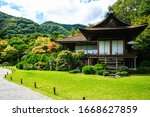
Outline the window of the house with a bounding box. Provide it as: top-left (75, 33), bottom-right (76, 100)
top-left (112, 40), bottom-right (123, 54)
top-left (99, 41), bottom-right (110, 55)
top-left (75, 45), bottom-right (97, 54)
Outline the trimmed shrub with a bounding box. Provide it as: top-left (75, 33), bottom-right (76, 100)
top-left (16, 63), bottom-right (23, 69)
top-left (118, 66), bottom-right (129, 72)
top-left (129, 69), bottom-right (137, 74)
top-left (16, 53), bottom-right (52, 70)
top-left (56, 50), bottom-right (73, 71)
top-left (23, 63), bottom-right (34, 70)
top-left (116, 71), bottom-right (129, 77)
top-left (72, 50), bottom-right (85, 68)
top-left (103, 71), bottom-right (109, 76)
top-left (34, 61), bottom-right (45, 70)
top-left (82, 65), bottom-right (95, 74)
top-left (140, 60), bottom-right (150, 67)
top-left (116, 72), bottom-right (122, 76)
top-left (94, 64), bottom-right (106, 72)
top-left (96, 70), bottom-right (107, 75)
top-left (136, 67), bottom-right (150, 74)
top-left (108, 70), bottom-right (117, 74)
top-left (121, 71), bottom-right (129, 76)
top-left (2, 62), bottom-right (9, 66)
top-left (136, 67), bottom-right (145, 74)
top-left (69, 69), bottom-right (81, 74)
top-left (56, 63), bottom-right (71, 71)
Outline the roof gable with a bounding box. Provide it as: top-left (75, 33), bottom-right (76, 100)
top-left (56, 12), bottom-right (148, 43)
top-left (93, 12), bottom-right (130, 28)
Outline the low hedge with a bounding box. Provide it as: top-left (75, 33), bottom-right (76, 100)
top-left (118, 66), bottom-right (129, 72)
top-left (93, 64), bottom-right (106, 71)
top-left (96, 70), bottom-right (107, 75)
top-left (82, 65), bottom-right (95, 74)
top-left (103, 71), bottom-right (109, 76)
top-left (116, 71), bottom-right (128, 77)
top-left (136, 67), bottom-right (150, 74)
top-left (69, 69), bottom-right (81, 74)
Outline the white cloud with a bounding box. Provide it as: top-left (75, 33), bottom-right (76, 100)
top-left (0, 0), bottom-right (117, 24)
top-left (0, 5), bottom-right (22, 16)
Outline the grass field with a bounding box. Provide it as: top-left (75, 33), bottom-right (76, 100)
top-left (6, 69), bottom-right (150, 100)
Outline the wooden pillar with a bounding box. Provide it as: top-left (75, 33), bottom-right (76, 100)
top-left (97, 41), bottom-right (99, 55)
top-left (88, 58), bottom-right (91, 65)
top-left (116, 57), bottom-right (118, 70)
top-left (123, 58), bottom-right (125, 66)
top-left (134, 57), bottom-right (137, 69)
top-left (105, 57), bottom-right (107, 64)
top-left (129, 59), bottom-right (131, 68)
top-left (110, 40), bottom-right (112, 55)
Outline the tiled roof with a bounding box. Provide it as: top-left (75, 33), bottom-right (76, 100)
top-left (56, 34), bottom-right (87, 42)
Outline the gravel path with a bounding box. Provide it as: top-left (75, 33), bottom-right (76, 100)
top-left (0, 68), bottom-right (51, 100)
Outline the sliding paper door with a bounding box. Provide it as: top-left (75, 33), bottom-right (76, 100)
top-left (118, 40), bottom-right (123, 54)
top-left (112, 40), bottom-right (123, 54)
top-left (99, 41), bottom-right (110, 55)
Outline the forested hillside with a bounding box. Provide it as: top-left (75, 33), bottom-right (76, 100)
top-left (0, 11), bottom-right (86, 39)
top-left (0, 11), bottom-right (42, 38)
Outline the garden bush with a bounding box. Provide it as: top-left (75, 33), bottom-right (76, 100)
top-left (56, 50), bottom-right (73, 71)
top-left (140, 60), bottom-right (150, 67)
top-left (34, 61), bottom-right (45, 70)
top-left (56, 63), bottom-right (71, 71)
top-left (136, 67), bottom-right (150, 74)
top-left (118, 66), bottom-right (129, 72)
top-left (16, 63), bottom-right (23, 69)
top-left (72, 50), bottom-right (85, 68)
top-left (16, 53), bottom-right (52, 70)
top-left (136, 67), bottom-right (145, 74)
top-left (116, 72), bottom-right (121, 76)
top-left (49, 59), bottom-right (56, 70)
top-left (2, 62), bottom-right (9, 66)
top-left (94, 64), bottom-right (106, 72)
top-left (23, 63), bottom-right (34, 70)
top-left (129, 69), bottom-right (137, 74)
top-left (116, 71), bottom-right (129, 77)
top-left (103, 71), bottom-right (109, 76)
top-left (108, 70), bottom-right (117, 74)
top-left (96, 70), bottom-right (107, 75)
top-left (120, 71), bottom-right (129, 76)
top-left (69, 69), bottom-right (81, 74)
top-left (82, 65), bottom-right (95, 74)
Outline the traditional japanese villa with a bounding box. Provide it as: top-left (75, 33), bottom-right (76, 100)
top-left (56, 12), bottom-right (147, 69)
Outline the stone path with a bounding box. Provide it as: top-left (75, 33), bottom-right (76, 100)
top-left (0, 68), bottom-right (51, 100)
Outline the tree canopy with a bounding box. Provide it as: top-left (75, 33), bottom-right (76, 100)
top-left (109, 0), bottom-right (150, 61)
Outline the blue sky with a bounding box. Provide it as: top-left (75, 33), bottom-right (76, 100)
top-left (0, 0), bottom-right (117, 24)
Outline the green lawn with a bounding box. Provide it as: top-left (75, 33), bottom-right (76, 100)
top-left (6, 69), bottom-right (150, 100)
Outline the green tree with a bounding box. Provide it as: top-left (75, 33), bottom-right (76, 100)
top-left (70, 28), bottom-right (80, 36)
top-left (1, 45), bottom-right (18, 64)
top-left (8, 37), bottom-right (29, 60)
top-left (110, 0), bottom-right (150, 64)
top-left (109, 0), bottom-right (141, 24)
top-left (138, 0), bottom-right (150, 16)
top-left (0, 40), bottom-right (8, 51)
top-left (56, 50), bottom-right (73, 71)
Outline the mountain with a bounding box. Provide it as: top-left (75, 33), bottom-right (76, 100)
top-left (0, 11), bottom-right (86, 39)
top-left (41, 21), bottom-right (86, 36)
top-left (60, 23), bottom-right (86, 31)
top-left (0, 11), bottom-right (42, 38)
top-left (41, 21), bottom-right (71, 36)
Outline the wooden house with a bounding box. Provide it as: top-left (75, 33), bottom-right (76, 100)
top-left (56, 12), bottom-right (147, 69)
